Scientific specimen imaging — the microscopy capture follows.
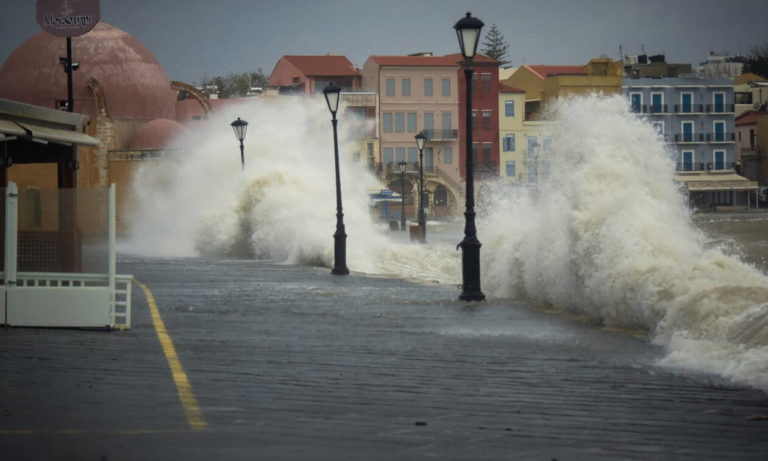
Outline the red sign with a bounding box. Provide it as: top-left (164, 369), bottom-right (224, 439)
top-left (37, 0), bottom-right (100, 37)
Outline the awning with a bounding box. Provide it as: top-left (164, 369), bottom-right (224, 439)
top-left (0, 119), bottom-right (100, 147)
top-left (674, 172), bottom-right (758, 192)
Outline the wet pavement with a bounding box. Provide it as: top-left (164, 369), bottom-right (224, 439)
top-left (1, 256), bottom-right (767, 460)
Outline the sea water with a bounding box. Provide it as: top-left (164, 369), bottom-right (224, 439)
top-left (122, 94), bottom-right (768, 392)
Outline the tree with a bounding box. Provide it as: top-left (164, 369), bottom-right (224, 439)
top-left (744, 43), bottom-right (768, 78)
top-left (199, 69), bottom-right (269, 98)
top-left (481, 24), bottom-right (510, 67)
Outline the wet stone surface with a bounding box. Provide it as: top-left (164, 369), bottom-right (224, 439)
top-left (1, 256), bottom-right (767, 460)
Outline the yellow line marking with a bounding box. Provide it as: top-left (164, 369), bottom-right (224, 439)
top-left (137, 281), bottom-right (207, 431)
top-left (0, 428), bottom-right (189, 436)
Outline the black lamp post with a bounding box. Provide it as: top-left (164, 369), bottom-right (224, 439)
top-left (398, 160), bottom-right (407, 231)
top-left (415, 132), bottom-right (427, 243)
top-left (455, 12), bottom-right (485, 301)
top-left (230, 117), bottom-right (248, 169)
top-left (323, 82), bottom-right (349, 275)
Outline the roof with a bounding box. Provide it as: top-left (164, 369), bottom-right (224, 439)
top-left (369, 53), bottom-right (499, 67)
top-left (282, 55), bottom-right (360, 77)
top-left (524, 65), bottom-right (585, 79)
top-left (674, 172), bottom-right (758, 192)
top-left (0, 98), bottom-right (100, 146)
top-left (499, 84), bottom-right (525, 94)
top-left (735, 111), bottom-right (764, 126)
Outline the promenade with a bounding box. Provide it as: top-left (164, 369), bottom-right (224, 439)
top-left (1, 255), bottom-right (767, 460)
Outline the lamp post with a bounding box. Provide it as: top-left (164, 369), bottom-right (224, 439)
top-left (230, 117), bottom-right (248, 170)
top-left (398, 160), bottom-right (407, 231)
top-left (455, 12), bottom-right (485, 301)
top-left (415, 132), bottom-right (427, 242)
top-left (323, 82), bottom-right (349, 275)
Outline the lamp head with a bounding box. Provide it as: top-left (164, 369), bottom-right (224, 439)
top-left (398, 160), bottom-right (408, 174)
top-left (323, 82), bottom-right (342, 115)
top-left (454, 12), bottom-right (484, 61)
top-left (231, 117), bottom-right (248, 142)
top-left (415, 132), bottom-right (427, 151)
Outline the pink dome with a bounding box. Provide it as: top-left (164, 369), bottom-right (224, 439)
top-left (0, 22), bottom-right (176, 121)
top-left (129, 119), bottom-right (187, 150)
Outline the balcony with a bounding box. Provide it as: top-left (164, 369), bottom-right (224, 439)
top-left (706, 103), bottom-right (735, 113)
top-left (674, 104), bottom-right (704, 114)
top-left (676, 162), bottom-right (736, 172)
top-left (674, 133), bottom-right (705, 143)
top-left (421, 128), bottom-right (459, 141)
top-left (649, 104), bottom-right (668, 114)
top-left (706, 132), bottom-right (735, 143)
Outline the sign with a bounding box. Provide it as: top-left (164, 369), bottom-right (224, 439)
top-left (37, 0), bottom-right (100, 37)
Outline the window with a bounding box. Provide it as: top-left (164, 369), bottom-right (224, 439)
top-left (424, 78), bottom-right (433, 96)
top-left (482, 110), bottom-right (491, 130)
top-left (682, 121), bottom-right (694, 142)
top-left (424, 112), bottom-right (434, 134)
top-left (505, 100), bottom-right (515, 117)
top-left (471, 143), bottom-right (478, 165)
top-left (481, 74), bottom-right (491, 94)
top-left (444, 147), bottom-right (453, 164)
top-left (713, 92), bottom-right (725, 112)
top-left (542, 137), bottom-right (552, 153)
top-left (441, 78), bottom-right (451, 96)
top-left (482, 143), bottom-right (492, 169)
top-left (407, 112), bottom-right (417, 132)
top-left (402, 78), bottom-right (411, 96)
top-left (425, 147), bottom-right (434, 172)
top-left (503, 134), bottom-right (515, 152)
top-left (713, 150), bottom-right (725, 170)
top-left (652, 121), bottom-right (664, 136)
top-left (383, 147), bottom-right (393, 163)
top-left (680, 92), bottom-right (693, 113)
top-left (506, 161), bottom-right (516, 177)
top-left (408, 147), bottom-right (417, 163)
top-left (527, 136), bottom-right (538, 158)
top-left (395, 112), bottom-right (405, 132)
top-left (528, 163), bottom-right (538, 184)
top-left (713, 120), bottom-right (725, 142)
top-left (651, 92), bottom-right (664, 113)
top-left (630, 92), bottom-right (642, 113)
top-left (386, 78), bottom-right (395, 96)
top-left (472, 74), bottom-right (478, 91)
top-left (472, 111), bottom-right (478, 130)
top-left (396, 147), bottom-right (405, 162)
top-left (383, 113), bottom-right (393, 133)
top-left (681, 151), bottom-right (694, 171)
top-left (442, 112), bottom-right (452, 137)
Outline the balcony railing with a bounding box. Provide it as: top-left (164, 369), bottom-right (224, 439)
top-left (706, 103), bottom-right (735, 113)
top-left (649, 104), bottom-right (668, 114)
top-left (674, 104), bottom-right (704, 114)
top-left (676, 162), bottom-right (736, 172)
top-left (706, 132), bottom-right (735, 142)
top-left (421, 129), bottom-right (459, 141)
top-left (674, 133), bottom-right (705, 143)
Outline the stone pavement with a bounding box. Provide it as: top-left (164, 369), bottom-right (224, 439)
top-left (1, 256), bottom-right (767, 460)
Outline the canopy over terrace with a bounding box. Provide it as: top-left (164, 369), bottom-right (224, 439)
top-left (0, 98), bottom-right (100, 188)
top-left (674, 171), bottom-right (759, 210)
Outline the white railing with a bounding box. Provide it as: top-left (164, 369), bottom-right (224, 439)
top-left (12, 272), bottom-right (133, 329)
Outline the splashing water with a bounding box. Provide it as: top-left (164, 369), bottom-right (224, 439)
top-left (123, 96), bottom-right (458, 280)
top-left (123, 94), bottom-right (768, 391)
top-left (479, 94), bottom-right (768, 391)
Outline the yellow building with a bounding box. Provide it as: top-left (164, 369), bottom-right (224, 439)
top-left (502, 58), bottom-right (622, 119)
top-left (498, 85), bottom-right (557, 185)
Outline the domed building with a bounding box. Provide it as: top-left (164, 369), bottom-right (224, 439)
top-left (0, 22), bottom-right (207, 228)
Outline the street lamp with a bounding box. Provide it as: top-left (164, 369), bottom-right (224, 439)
top-left (415, 132), bottom-right (427, 243)
top-left (454, 12), bottom-right (485, 301)
top-left (398, 160), bottom-right (407, 231)
top-left (230, 117), bottom-right (248, 169)
top-left (323, 82), bottom-right (349, 275)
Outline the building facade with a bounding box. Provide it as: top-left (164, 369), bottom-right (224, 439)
top-left (361, 54), bottom-right (464, 217)
top-left (267, 55), bottom-right (361, 94)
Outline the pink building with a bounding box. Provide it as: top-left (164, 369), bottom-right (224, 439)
top-left (268, 55), bottom-right (361, 95)
top-left (361, 54), bottom-right (463, 217)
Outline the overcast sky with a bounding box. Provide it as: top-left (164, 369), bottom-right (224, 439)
top-left (1, 0), bottom-right (766, 84)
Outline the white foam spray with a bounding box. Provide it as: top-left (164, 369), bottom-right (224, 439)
top-left (479, 94), bottom-right (768, 391)
top-left (123, 94), bottom-right (768, 391)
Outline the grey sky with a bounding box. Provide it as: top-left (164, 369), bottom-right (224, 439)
top-left (1, 0), bottom-right (766, 84)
